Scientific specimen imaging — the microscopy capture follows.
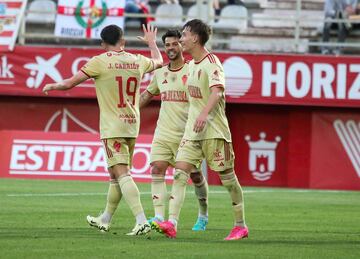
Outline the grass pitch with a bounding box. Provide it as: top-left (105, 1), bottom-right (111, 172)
top-left (0, 178), bottom-right (359, 259)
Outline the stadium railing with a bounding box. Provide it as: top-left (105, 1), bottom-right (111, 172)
top-left (17, 0), bottom-right (360, 54)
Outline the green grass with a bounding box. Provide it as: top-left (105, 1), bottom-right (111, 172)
top-left (0, 178), bottom-right (359, 259)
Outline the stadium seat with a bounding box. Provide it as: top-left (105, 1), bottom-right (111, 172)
top-left (151, 3), bottom-right (183, 28)
top-left (26, 0), bottom-right (56, 24)
top-left (211, 5), bottom-right (248, 32)
top-left (186, 3), bottom-right (215, 23)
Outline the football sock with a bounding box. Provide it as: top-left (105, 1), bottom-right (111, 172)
top-left (118, 175), bottom-right (145, 221)
top-left (102, 179), bottom-right (122, 223)
top-left (220, 171), bottom-right (245, 227)
top-left (168, 169), bottom-right (189, 223)
top-left (135, 212), bottom-right (147, 225)
top-left (193, 174), bottom-right (209, 218)
top-left (151, 173), bottom-right (167, 220)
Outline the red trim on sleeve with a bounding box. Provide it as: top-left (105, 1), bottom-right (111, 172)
top-left (146, 89), bottom-right (156, 96)
top-left (80, 69), bottom-right (91, 78)
top-left (150, 60), bottom-right (155, 71)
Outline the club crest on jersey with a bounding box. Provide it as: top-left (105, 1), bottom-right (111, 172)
top-left (198, 69), bottom-right (202, 80)
top-left (182, 74), bottom-right (188, 85)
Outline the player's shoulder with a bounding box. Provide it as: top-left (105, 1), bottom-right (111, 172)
top-left (204, 53), bottom-right (221, 65)
top-left (153, 64), bottom-right (169, 75)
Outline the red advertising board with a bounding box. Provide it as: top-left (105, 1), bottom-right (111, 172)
top-left (0, 130), bottom-right (174, 182)
top-left (0, 96), bottom-right (359, 190)
top-left (310, 113), bottom-right (360, 190)
top-left (0, 46), bottom-right (359, 107)
top-left (226, 105), bottom-right (289, 187)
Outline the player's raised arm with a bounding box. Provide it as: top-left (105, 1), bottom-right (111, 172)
top-left (137, 24), bottom-right (163, 70)
top-left (42, 71), bottom-right (89, 95)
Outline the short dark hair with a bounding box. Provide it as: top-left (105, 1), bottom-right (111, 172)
top-left (182, 19), bottom-right (211, 46)
top-left (161, 29), bottom-right (181, 43)
top-left (100, 25), bottom-right (123, 46)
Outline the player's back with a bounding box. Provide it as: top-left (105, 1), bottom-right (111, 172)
top-left (81, 50), bottom-right (153, 139)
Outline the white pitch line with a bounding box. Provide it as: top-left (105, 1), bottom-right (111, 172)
top-left (5, 189), bottom-right (349, 197)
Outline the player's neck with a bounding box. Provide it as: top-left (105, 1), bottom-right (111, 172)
top-left (169, 57), bottom-right (185, 71)
top-left (106, 44), bottom-right (124, 53)
top-left (191, 47), bottom-right (209, 63)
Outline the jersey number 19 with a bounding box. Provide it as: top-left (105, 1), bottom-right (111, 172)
top-left (116, 76), bottom-right (138, 108)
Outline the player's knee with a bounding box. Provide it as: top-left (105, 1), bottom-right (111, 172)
top-left (219, 170), bottom-right (238, 188)
top-left (190, 171), bottom-right (203, 184)
top-left (111, 164), bottom-right (130, 179)
top-left (174, 169), bottom-right (189, 186)
top-left (175, 161), bottom-right (193, 173)
top-left (151, 164), bottom-right (167, 176)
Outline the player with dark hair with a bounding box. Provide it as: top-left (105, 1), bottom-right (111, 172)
top-left (140, 29), bottom-right (209, 231)
top-left (153, 19), bottom-right (249, 240)
top-left (43, 24), bottom-right (163, 236)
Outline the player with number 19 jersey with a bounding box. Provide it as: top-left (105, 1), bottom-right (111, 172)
top-left (81, 50), bottom-right (154, 139)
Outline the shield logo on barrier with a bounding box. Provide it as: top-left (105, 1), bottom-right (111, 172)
top-left (245, 132), bottom-right (281, 181)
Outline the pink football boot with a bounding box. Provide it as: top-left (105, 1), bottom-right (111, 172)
top-left (224, 226), bottom-right (249, 241)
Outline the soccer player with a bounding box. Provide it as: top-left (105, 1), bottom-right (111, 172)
top-left (152, 19), bottom-right (249, 240)
top-left (139, 29), bottom-right (209, 231)
top-left (42, 24), bottom-right (163, 235)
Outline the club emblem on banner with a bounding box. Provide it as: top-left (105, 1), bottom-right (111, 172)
top-left (245, 132), bottom-right (281, 181)
top-left (75, 0), bottom-right (107, 30)
top-left (55, 0), bottom-right (125, 39)
top-left (333, 119), bottom-right (360, 178)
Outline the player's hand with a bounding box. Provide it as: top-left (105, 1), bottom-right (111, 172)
top-left (42, 83), bottom-right (55, 95)
top-left (193, 112), bottom-right (207, 133)
top-left (137, 23), bottom-right (157, 45)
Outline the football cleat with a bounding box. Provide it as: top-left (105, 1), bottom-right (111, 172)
top-left (86, 215), bottom-right (110, 232)
top-left (126, 222), bottom-right (151, 236)
top-left (224, 226), bottom-right (249, 241)
top-left (192, 216), bottom-right (208, 231)
top-left (148, 216), bottom-right (164, 230)
top-left (152, 220), bottom-right (177, 238)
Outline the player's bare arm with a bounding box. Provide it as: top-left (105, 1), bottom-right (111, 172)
top-left (193, 86), bottom-right (224, 133)
top-left (139, 90), bottom-right (154, 109)
top-left (42, 71), bottom-right (89, 95)
top-left (137, 24), bottom-right (163, 70)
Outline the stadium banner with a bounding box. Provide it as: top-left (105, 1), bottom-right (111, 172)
top-left (55, 0), bottom-right (125, 39)
top-left (310, 113), bottom-right (360, 190)
top-left (0, 99), bottom-right (359, 189)
top-left (0, 130), bottom-right (174, 182)
top-left (0, 0), bottom-right (28, 51)
top-left (0, 46), bottom-right (359, 107)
